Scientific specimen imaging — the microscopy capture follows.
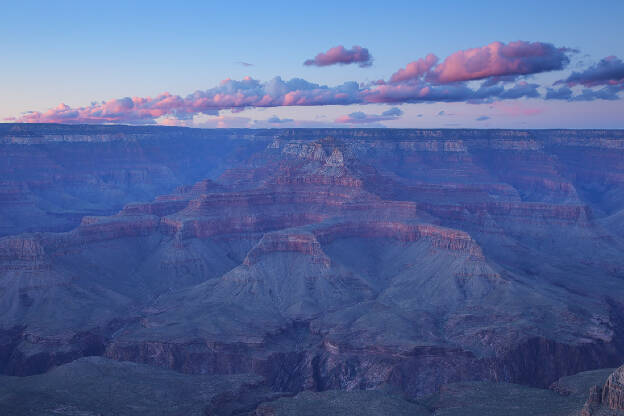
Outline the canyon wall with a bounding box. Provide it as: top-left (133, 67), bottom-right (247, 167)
top-left (1, 124), bottom-right (624, 399)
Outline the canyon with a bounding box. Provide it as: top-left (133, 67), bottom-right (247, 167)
top-left (2, 124), bottom-right (624, 413)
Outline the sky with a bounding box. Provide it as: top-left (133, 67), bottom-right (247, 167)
top-left (2, 0), bottom-right (624, 128)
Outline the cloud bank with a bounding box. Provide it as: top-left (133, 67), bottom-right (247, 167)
top-left (11, 77), bottom-right (363, 124)
top-left (10, 76), bottom-right (546, 124)
top-left (7, 41), bottom-right (622, 125)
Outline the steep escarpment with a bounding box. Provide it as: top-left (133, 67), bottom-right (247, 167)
top-left (603, 366), bottom-right (624, 411)
top-left (243, 232), bottom-right (331, 266)
top-left (0, 235), bottom-right (49, 271)
top-left (0, 125), bottom-right (270, 236)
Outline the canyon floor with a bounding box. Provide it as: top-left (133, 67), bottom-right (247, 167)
top-left (2, 125), bottom-right (624, 414)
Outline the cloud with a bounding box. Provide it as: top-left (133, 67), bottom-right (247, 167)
top-left (9, 95), bottom-right (209, 125)
top-left (547, 55), bottom-right (624, 101)
top-left (556, 56), bottom-right (624, 87)
top-left (13, 74), bottom-right (547, 124)
top-left (481, 75), bottom-right (519, 87)
top-left (157, 116), bottom-right (193, 127)
top-left (430, 41), bottom-right (570, 83)
top-left (12, 76), bottom-right (363, 124)
top-left (196, 115), bottom-right (252, 128)
top-left (335, 107), bottom-right (403, 124)
top-left (266, 115), bottom-right (294, 124)
top-left (362, 81), bottom-right (540, 104)
top-left (304, 45), bottom-right (373, 68)
top-left (475, 115), bottom-right (491, 121)
top-left (390, 41), bottom-right (570, 84)
top-left (545, 86), bottom-right (573, 100)
top-left (544, 56), bottom-right (624, 101)
top-left (381, 107), bottom-right (403, 117)
top-left (236, 61), bottom-right (254, 67)
top-left (9, 42), bottom-right (620, 125)
top-left (390, 54), bottom-right (438, 83)
top-left (497, 81), bottom-right (540, 99)
top-left (545, 85), bottom-right (621, 101)
top-left (437, 110), bottom-right (456, 117)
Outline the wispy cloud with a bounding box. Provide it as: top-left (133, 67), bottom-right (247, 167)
top-left (266, 115), bottom-right (294, 124)
top-left (335, 107), bottom-right (403, 124)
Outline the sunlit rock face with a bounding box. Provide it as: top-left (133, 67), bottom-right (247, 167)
top-left (2, 124), bottom-right (624, 397)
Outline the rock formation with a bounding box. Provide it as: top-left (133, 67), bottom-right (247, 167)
top-left (2, 125), bottom-right (624, 404)
top-left (603, 366), bottom-right (624, 411)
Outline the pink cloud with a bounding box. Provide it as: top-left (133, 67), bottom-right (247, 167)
top-left (6, 41), bottom-right (601, 125)
top-left (9, 74), bottom-right (552, 125)
top-left (429, 41), bottom-right (570, 83)
top-left (11, 77), bottom-right (363, 124)
top-left (389, 41), bottom-right (570, 85)
top-left (14, 93), bottom-right (201, 124)
top-left (304, 45), bottom-right (373, 68)
top-left (390, 54), bottom-right (438, 83)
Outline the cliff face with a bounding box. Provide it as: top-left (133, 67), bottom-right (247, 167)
top-left (2, 125), bottom-right (624, 398)
top-left (0, 125), bottom-right (267, 236)
top-left (603, 366), bottom-right (624, 410)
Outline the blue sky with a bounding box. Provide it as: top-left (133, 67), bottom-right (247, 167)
top-left (2, 0), bottom-right (624, 128)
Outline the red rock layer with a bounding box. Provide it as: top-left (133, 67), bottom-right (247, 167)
top-left (161, 213), bottom-right (327, 239)
top-left (314, 222), bottom-right (484, 258)
top-left (243, 233), bottom-right (330, 266)
top-left (77, 215), bottom-right (160, 242)
top-left (418, 201), bottom-right (591, 227)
